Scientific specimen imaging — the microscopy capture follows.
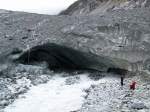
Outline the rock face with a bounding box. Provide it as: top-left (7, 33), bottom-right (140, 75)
top-left (60, 0), bottom-right (150, 15)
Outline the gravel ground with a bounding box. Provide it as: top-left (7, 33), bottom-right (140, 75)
top-left (1, 64), bottom-right (150, 112)
top-left (80, 73), bottom-right (150, 112)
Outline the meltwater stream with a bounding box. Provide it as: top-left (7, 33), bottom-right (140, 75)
top-left (4, 74), bottom-right (119, 112)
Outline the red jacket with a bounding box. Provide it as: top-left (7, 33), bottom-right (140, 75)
top-left (130, 81), bottom-right (136, 90)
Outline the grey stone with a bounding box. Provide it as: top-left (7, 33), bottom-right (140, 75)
top-left (130, 100), bottom-right (147, 110)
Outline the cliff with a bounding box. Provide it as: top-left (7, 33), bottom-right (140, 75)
top-left (60, 0), bottom-right (150, 15)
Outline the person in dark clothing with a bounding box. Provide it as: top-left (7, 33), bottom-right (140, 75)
top-left (107, 68), bottom-right (127, 87)
top-left (121, 76), bottom-right (124, 86)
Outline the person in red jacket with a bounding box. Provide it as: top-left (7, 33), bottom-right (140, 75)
top-left (130, 81), bottom-right (136, 90)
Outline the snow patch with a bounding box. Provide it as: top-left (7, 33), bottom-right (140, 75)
top-left (4, 74), bottom-right (103, 112)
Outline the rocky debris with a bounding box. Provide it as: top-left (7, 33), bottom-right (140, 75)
top-left (0, 64), bottom-right (52, 110)
top-left (88, 72), bottom-right (104, 81)
top-left (65, 76), bottom-right (80, 85)
top-left (79, 74), bottom-right (150, 112)
top-left (80, 77), bottom-right (124, 112)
